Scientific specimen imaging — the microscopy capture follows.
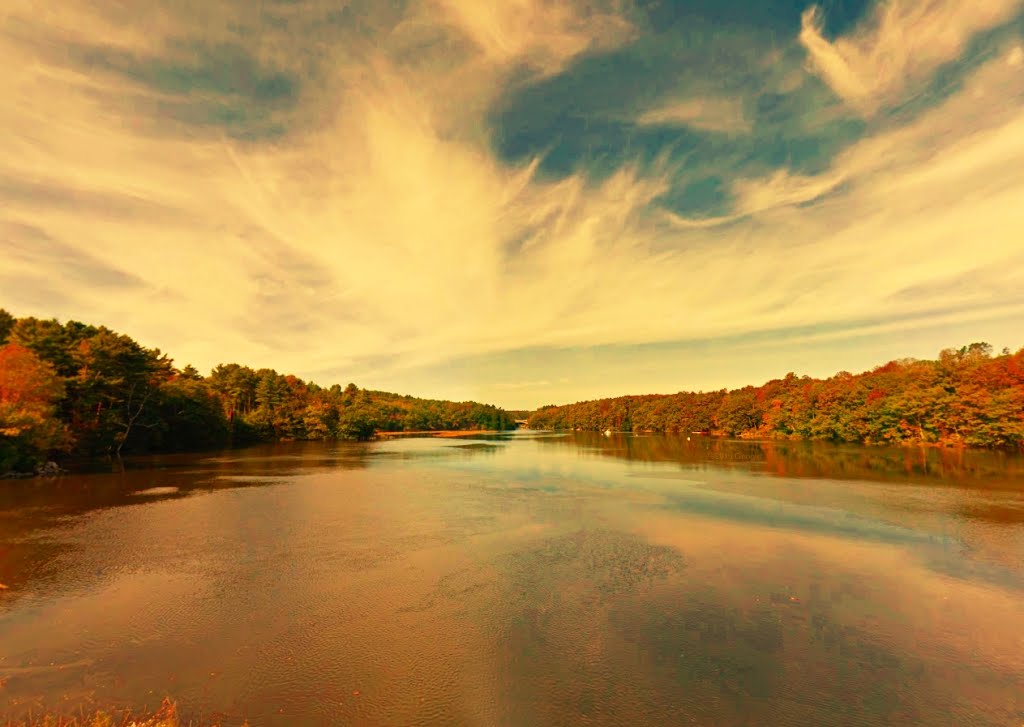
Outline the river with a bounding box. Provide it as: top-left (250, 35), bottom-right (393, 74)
top-left (1, 432), bottom-right (1023, 725)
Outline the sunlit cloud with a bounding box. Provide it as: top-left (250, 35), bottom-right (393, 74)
top-left (429, 0), bottom-right (635, 76)
top-left (799, 0), bottom-right (1023, 115)
top-left (1, 0), bottom-right (1023, 407)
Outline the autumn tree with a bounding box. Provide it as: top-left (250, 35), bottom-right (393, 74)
top-left (0, 309), bottom-right (519, 460)
top-left (0, 343), bottom-right (67, 471)
top-left (529, 344), bottom-right (1024, 450)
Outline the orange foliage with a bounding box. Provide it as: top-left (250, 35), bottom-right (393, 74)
top-left (529, 344), bottom-right (1024, 449)
top-left (0, 343), bottom-right (64, 406)
top-left (0, 343), bottom-right (67, 461)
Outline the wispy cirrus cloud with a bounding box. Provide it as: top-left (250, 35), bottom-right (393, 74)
top-left (636, 96), bottom-right (751, 134)
top-left (799, 0), bottom-right (1023, 115)
top-left (1, 0), bottom-right (1023, 407)
top-left (429, 0), bottom-right (635, 76)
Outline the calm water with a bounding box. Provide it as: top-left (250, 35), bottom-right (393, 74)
top-left (1, 432), bottom-right (1023, 726)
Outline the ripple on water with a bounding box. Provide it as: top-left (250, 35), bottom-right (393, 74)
top-left (3, 438), bottom-right (1024, 726)
top-left (480, 529), bottom-right (689, 724)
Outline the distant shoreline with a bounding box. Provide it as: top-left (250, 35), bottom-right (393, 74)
top-left (542, 429), bottom-right (989, 449)
top-left (375, 429), bottom-right (507, 438)
top-left (0, 431), bottom-right (511, 479)
top-left (0, 430), bottom-right (1007, 481)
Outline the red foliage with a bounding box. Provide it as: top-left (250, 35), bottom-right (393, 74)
top-left (866, 388), bottom-right (886, 403)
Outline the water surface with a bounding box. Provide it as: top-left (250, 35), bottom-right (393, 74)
top-left (1, 433), bottom-right (1023, 725)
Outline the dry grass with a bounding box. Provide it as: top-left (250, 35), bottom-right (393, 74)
top-left (2, 699), bottom-right (248, 727)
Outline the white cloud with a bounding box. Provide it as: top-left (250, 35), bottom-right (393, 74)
top-left (1, 0), bottom-right (1023, 399)
top-left (799, 0), bottom-right (1023, 115)
top-left (733, 168), bottom-right (847, 214)
top-left (670, 40), bottom-right (1024, 221)
top-left (428, 0), bottom-right (635, 76)
top-left (637, 97), bottom-right (751, 134)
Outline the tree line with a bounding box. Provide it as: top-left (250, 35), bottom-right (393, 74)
top-left (527, 342), bottom-right (1024, 449)
top-left (0, 309), bottom-right (513, 472)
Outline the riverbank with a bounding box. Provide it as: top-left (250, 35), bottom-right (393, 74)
top-left (0, 431), bottom-right (514, 479)
top-left (1, 461), bottom-right (66, 480)
top-left (546, 428), bottom-right (1023, 451)
top-left (375, 429), bottom-right (508, 438)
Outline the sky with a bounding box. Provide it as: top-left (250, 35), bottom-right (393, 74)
top-left (2, 0), bottom-right (1023, 409)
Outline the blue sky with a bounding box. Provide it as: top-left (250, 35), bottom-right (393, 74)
top-left (2, 0), bottom-right (1023, 408)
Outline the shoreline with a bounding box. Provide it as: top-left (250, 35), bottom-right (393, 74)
top-left (527, 429), bottom-right (1024, 451)
top-left (0, 461), bottom-right (67, 480)
top-left (0, 432), bottom-right (513, 479)
top-left (4, 430), bottom-right (1014, 481)
top-left (375, 429), bottom-right (508, 438)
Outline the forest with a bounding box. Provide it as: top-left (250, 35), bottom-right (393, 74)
top-left (3, 305), bottom-right (1022, 473)
top-left (527, 342), bottom-right (1024, 450)
top-left (0, 309), bottom-right (513, 473)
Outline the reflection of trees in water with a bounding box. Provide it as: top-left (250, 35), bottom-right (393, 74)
top-left (540, 433), bottom-right (1024, 489)
top-left (0, 440), bottom-right (373, 516)
top-left (0, 441), bottom-right (376, 597)
top-left (956, 502), bottom-right (1024, 525)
